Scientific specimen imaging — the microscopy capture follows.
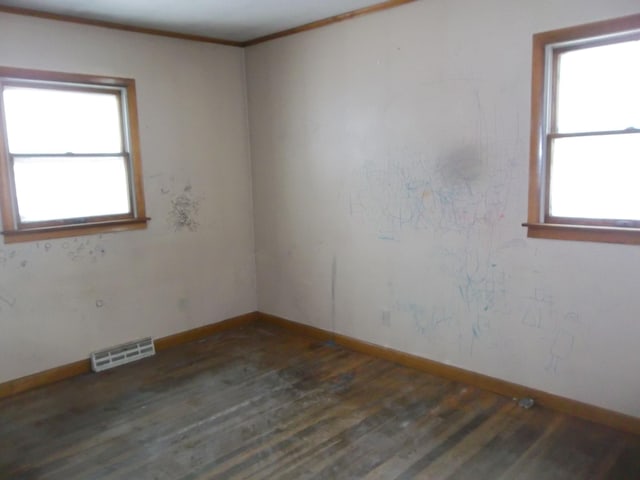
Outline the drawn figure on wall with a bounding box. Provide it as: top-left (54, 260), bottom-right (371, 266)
top-left (546, 312), bottom-right (580, 374)
top-left (522, 288), bottom-right (552, 329)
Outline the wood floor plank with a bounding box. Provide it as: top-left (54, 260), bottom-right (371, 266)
top-left (410, 401), bottom-right (527, 479)
top-left (1, 322), bottom-right (639, 479)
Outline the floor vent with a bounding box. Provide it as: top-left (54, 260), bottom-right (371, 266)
top-left (91, 337), bottom-right (155, 372)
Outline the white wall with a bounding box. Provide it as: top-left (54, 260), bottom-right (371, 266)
top-left (246, 0), bottom-right (640, 417)
top-left (3, 1), bottom-right (640, 419)
top-left (0, 13), bottom-right (257, 383)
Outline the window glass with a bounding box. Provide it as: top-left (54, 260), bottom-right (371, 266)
top-left (556, 40), bottom-right (640, 133)
top-left (13, 156), bottom-right (130, 223)
top-left (3, 86), bottom-right (123, 154)
top-left (549, 133), bottom-right (640, 220)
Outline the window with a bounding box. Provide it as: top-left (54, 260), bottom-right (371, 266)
top-left (525, 14), bottom-right (640, 244)
top-left (0, 67), bottom-right (147, 243)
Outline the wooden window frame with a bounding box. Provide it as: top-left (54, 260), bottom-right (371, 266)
top-left (0, 67), bottom-right (148, 243)
top-left (524, 14), bottom-right (640, 244)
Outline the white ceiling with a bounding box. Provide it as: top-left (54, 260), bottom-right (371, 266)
top-left (0, 0), bottom-right (392, 43)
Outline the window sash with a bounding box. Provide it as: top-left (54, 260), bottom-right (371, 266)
top-left (0, 81), bottom-right (136, 228)
top-left (541, 31), bottom-right (640, 226)
top-left (2, 82), bottom-right (128, 155)
top-left (544, 133), bottom-right (640, 228)
top-left (10, 153), bottom-right (135, 228)
top-left (550, 35), bottom-right (640, 136)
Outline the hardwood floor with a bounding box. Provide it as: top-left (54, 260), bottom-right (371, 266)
top-left (1, 323), bottom-right (638, 479)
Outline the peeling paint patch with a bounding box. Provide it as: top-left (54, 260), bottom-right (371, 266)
top-left (178, 297), bottom-right (189, 312)
top-left (67, 238), bottom-right (107, 262)
top-left (0, 249), bottom-right (28, 269)
top-left (169, 185), bottom-right (200, 232)
top-left (0, 288), bottom-right (16, 308)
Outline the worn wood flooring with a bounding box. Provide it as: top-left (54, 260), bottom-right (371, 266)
top-left (1, 322), bottom-right (639, 479)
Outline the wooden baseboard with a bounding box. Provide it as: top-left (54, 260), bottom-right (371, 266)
top-left (258, 312), bottom-right (640, 435)
top-left (0, 359), bottom-right (91, 400)
top-left (4, 310), bottom-right (637, 435)
top-left (0, 311), bottom-right (259, 400)
top-left (154, 311), bottom-right (259, 351)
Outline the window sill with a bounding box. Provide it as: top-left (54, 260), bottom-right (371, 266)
top-left (523, 222), bottom-right (640, 245)
top-left (2, 217), bottom-right (149, 244)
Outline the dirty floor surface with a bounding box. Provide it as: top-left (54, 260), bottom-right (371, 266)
top-left (1, 323), bottom-right (639, 479)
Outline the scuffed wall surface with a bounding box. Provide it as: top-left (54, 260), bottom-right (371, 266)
top-left (0, 13), bottom-right (257, 382)
top-left (247, 0), bottom-right (640, 416)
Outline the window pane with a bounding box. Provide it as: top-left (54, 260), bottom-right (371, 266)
top-left (556, 40), bottom-right (640, 133)
top-left (3, 87), bottom-right (123, 154)
top-left (549, 134), bottom-right (640, 220)
top-left (13, 156), bottom-right (131, 223)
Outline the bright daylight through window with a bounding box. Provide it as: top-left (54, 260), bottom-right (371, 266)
top-left (0, 68), bottom-right (147, 243)
top-left (525, 14), bottom-right (640, 244)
